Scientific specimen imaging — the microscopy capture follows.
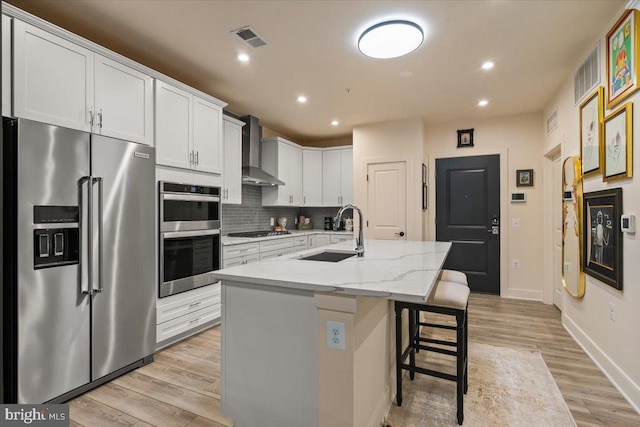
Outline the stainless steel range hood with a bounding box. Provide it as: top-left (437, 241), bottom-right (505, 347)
top-left (240, 115), bottom-right (284, 186)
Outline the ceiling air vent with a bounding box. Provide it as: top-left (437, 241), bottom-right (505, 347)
top-left (574, 44), bottom-right (600, 105)
top-left (233, 26), bottom-right (268, 48)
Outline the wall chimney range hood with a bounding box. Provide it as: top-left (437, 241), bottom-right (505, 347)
top-left (240, 115), bottom-right (284, 186)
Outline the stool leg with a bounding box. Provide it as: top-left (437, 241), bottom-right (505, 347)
top-left (395, 302), bottom-right (403, 406)
top-left (414, 310), bottom-right (420, 353)
top-left (456, 310), bottom-right (464, 425)
top-left (464, 307), bottom-right (468, 394)
top-left (409, 309), bottom-right (416, 380)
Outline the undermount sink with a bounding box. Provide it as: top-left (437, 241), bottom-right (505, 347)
top-left (298, 250), bottom-right (357, 263)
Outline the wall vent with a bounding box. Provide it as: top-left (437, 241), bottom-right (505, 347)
top-left (232, 26), bottom-right (268, 48)
top-left (574, 44), bottom-right (600, 104)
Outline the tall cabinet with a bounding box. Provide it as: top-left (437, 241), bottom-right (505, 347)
top-left (302, 148), bottom-right (323, 206)
top-left (223, 115), bottom-right (244, 204)
top-left (322, 147), bottom-right (353, 206)
top-left (262, 137), bottom-right (303, 206)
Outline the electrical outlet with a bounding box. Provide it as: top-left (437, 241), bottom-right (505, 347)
top-left (609, 303), bottom-right (615, 321)
top-left (327, 321), bottom-right (345, 350)
top-left (564, 262), bottom-right (571, 272)
top-left (270, 217), bottom-right (275, 226)
top-left (512, 259), bottom-right (520, 269)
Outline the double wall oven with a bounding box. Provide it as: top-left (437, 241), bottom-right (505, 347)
top-left (159, 182), bottom-right (221, 298)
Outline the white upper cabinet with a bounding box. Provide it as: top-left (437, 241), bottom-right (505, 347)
top-left (302, 148), bottom-right (323, 206)
top-left (13, 20), bottom-right (94, 132)
top-left (155, 80), bottom-right (223, 174)
top-left (94, 55), bottom-right (153, 145)
top-left (13, 20), bottom-right (153, 144)
top-left (262, 137), bottom-right (303, 206)
top-left (223, 116), bottom-right (244, 205)
top-left (155, 81), bottom-right (191, 169)
top-left (2, 15), bottom-right (12, 116)
top-left (193, 97), bottom-right (223, 174)
top-left (322, 147), bottom-right (353, 206)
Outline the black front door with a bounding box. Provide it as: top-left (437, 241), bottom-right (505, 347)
top-left (436, 155), bottom-right (500, 294)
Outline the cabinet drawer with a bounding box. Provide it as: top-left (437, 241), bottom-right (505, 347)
top-left (331, 235), bottom-right (354, 244)
top-left (156, 304), bottom-right (220, 344)
top-left (223, 253), bottom-right (259, 268)
top-left (293, 235), bottom-right (307, 246)
top-left (259, 237), bottom-right (293, 252)
top-left (224, 242), bottom-right (259, 259)
top-left (157, 284), bottom-right (220, 324)
top-left (259, 246), bottom-right (294, 261)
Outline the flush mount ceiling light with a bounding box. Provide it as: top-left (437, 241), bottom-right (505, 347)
top-left (481, 61), bottom-right (494, 70)
top-left (297, 95), bottom-right (307, 103)
top-left (331, 120), bottom-right (339, 126)
top-left (358, 20), bottom-right (424, 59)
top-left (237, 53), bottom-right (250, 62)
top-left (478, 99), bottom-right (489, 107)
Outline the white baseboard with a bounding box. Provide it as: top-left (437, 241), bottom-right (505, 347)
top-left (563, 314), bottom-right (640, 414)
top-left (368, 384), bottom-right (392, 427)
top-left (505, 288), bottom-right (543, 301)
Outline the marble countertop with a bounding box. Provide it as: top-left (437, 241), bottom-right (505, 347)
top-left (213, 239), bottom-right (452, 303)
top-left (222, 230), bottom-right (353, 246)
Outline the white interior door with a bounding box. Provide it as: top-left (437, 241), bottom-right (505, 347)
top-left (366, 161), bottom-right (406, 240)
top-left (552, 152), bottom-right (564, 309)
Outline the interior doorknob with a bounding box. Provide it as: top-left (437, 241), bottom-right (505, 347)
top-left (395, 231), bottom-right (405, 237)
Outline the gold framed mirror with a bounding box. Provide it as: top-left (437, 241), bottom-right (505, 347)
top-left (562, 156), bottom-right (586, 298)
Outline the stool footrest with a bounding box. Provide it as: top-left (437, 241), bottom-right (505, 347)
top-left (415, 344), bottom-right (457, 357)
top-left (418, 337), bottom-right (457, 348)
top-left (419, 321), bottom-right (457, 331)
top-left (400, 364), bottom-right (457, 383)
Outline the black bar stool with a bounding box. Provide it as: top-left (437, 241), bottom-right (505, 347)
top-left (395, 279), bottom-right (470, 425)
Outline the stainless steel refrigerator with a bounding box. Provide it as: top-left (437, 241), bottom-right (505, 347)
top-left (1, 117), bottom-right (156, 403)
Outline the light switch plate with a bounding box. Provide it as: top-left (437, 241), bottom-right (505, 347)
top-left (512, 218), bottom-right (520, 227)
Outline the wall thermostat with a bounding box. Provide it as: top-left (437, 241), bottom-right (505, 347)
top-left (621, 214), bottom-right (635, 233)
top-left (563, 190), bottom-right (574, 202)
top-left (511, 193), bottom-right (526, 203)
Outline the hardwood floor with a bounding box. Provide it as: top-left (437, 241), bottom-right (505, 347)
top-left (69, 294), bottom-right (640, 426)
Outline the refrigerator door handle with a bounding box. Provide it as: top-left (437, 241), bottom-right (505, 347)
top-left (94, 177), bottom-right (104, 294)
top-left (80, 176), bottom-right (93, 295)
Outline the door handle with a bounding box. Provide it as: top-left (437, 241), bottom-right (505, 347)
top-left (395, 231), bottom-right (405, 237)
top-left (94, 177), bottom-right (104, 293)
top-left (80, 176), bottom-right (92, 295)
top-left (488, 226), bottom-right (499, 235)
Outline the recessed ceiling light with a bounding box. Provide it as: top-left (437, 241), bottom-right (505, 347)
top-left (297, 95), bottom-right (307, 103)
top-left (358, 20), bottom-right (424, 59)
top-left (237, 53), bottom-right (250, 62)
top-left (478, 99), bottom-right (489, 107)
top-left (331, 120), bottom-right (339, 126)
top-left (481, 61), bottom-right (494, 70)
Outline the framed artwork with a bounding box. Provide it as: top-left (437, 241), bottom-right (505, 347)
top-left (457, 129), bottom-right (474, 148)
top-left (583, 188), bottom-right (623, 290)
top-left (579, 87), bottom-right (603, 176)
top-left (516, 169), bottom-right (534, 187)
top-left (603, 102), bottom-right (633, 181)
top-left (546, 108), bottom-right (558, 135)
top-left (606, 10), bottom-right (640, 109)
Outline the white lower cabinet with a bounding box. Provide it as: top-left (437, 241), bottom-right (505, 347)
top-left (259, 237), bottom-right (294, 260)
top-left (259, 246), bottom-right (294, 261)
top-left (331, 234), bottom-right (354, 244)
top-left (316, 235), bottom-right (331, 247)
top-left (156, 283), bottom-right (221, 348)
top-left (293, 235), bottom-right (307, 253)
top-left (223, 242), bottom-right (259, 267)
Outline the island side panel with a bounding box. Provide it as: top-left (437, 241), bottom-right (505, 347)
top-left (221, 280), bottom-right (319, 427)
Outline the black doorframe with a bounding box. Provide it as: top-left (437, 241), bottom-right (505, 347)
top-left (435, 154), bottom-right (501, 295)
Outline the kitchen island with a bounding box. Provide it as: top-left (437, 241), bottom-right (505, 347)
top-left (212, 239), bottom-right (451, 427)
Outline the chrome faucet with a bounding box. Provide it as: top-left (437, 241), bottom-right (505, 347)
top-left (334, 204), bottom-right (364, 257)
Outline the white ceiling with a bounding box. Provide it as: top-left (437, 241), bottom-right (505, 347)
top-left (7, 0), bottom-right (625, 143)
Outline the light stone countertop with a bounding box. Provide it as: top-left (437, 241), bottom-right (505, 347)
top-left (213, 239), bottom-right (452, 303)
top-left (221, 230), bottom-right (353, 246)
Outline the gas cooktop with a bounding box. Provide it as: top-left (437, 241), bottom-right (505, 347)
top-left (227, 230), bottom-right (291, 238)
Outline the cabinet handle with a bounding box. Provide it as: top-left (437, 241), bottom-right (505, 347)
top-left (195, 151), bottom-right (199, 166)
top-left (189, 317), bottom-right (201, 324)
top-left (98, 109), bottom-right (103, 129)
top-left (304, 196), bottom-right (306, 204)
top-left (88, 108), bottom-right (94, 126)
top-left (190, 151), bottom-right (194, 165)
top-left (226, 188), bottom-right (229, 199)
top-left (189, 301), bottom-right (202, 308)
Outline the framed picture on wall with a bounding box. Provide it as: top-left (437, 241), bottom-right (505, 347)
top-left (583, 188), bottom-right (623, 290)
top-left (606, 10), bottom-right (640, 109)
top-left (579, 86), bottom-right (603, 176)
top-left (457, 129), bottom-right (474, 148)
top-left (516, 169), bottom-right (534, 187)
top-left (603, 102), bottom-right (633, 181)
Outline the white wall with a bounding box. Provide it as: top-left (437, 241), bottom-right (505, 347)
top-left (543, 5), bottom-right (640, 412)
top-left (353, 117), bottom-right (425, 241)
top-left (424, 113), bottom-right (545, 300)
